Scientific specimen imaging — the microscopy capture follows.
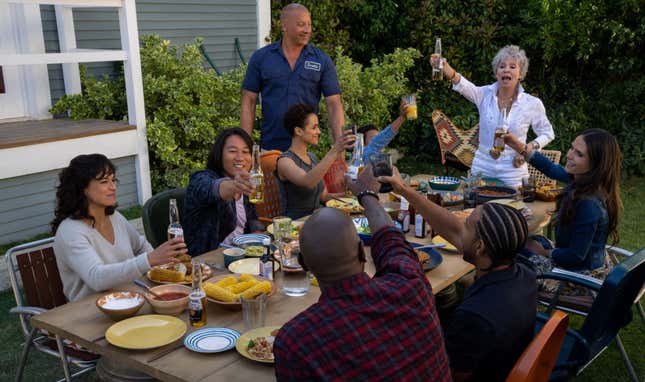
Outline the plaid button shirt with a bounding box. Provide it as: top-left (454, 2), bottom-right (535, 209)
top-left (274, 226), bottom-right (451, 381)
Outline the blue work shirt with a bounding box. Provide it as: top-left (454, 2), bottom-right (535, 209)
top-left (242, 40), bottom-right (341, 151)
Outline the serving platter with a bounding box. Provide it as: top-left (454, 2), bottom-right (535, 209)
top-left (204, 274), bottom-right (275, 308)
top-left (325, 197), bottom-right (363, 214)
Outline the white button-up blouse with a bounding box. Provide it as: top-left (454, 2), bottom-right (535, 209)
top-left (453, 76), bottom-right (555, 187)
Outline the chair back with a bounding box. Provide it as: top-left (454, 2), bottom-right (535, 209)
top-left (506, 310), bottom-right (569, 382)
top-left (5, 237), bottom-right (66, 336)
top-left (142, 188), bottom-right (186, 248)
top-left (431, 109), bottom-right (479, 169)
top-left (255, 150), bottom-right (282, 222)
top-left (578, 248), bottom-right (645, 358)
top-left (529, 150), bottom-right (561, 187)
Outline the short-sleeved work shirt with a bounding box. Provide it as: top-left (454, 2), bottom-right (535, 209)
top-left (242, 40), bottom-right (341, 151)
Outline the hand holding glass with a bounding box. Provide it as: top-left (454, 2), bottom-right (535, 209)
top-left (370, 153), bottom-right (393, 193)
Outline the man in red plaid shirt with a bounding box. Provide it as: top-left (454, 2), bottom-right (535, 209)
top-left (273, 167), bottom-right (451, 381)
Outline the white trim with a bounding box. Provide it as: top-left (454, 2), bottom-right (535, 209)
top-left (0, 130), bottom-right (138, 179)
top-left (119, 0), bottom-right (151, 204)
top-left (256, 0), bottom-right (271, 48)
top-left (3, 0), bottom-right (123, 6)
top-left (54, 5), bottom-right (81, 95)
top-left (0, 49), bottom-right (128, 66)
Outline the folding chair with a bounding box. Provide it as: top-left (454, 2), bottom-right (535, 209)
top-left (255, 150), bottom-right (282, 224)
top-left (6, 237), bottom-right (98, 382)
top-left (506, 310), bottom-right (569, 382)
top-left (142, 188), bottom-right (186, 248)
top-left (431, 109), bottom-right (479, 175)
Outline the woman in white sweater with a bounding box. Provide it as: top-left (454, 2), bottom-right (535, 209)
top-left (52, 154), bottom-right (186, 301)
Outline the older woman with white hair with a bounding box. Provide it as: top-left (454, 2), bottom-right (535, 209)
top-left (431, 45), bottom-right (555, 187)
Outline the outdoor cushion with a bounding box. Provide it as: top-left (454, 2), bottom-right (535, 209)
top-left (432, 109), bottom-right (479, 168)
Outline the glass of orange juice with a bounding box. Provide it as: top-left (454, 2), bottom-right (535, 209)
top-left (403, 95), bottom-right (417, 120)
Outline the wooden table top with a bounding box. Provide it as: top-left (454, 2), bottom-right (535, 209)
top-left (30, 200), bottom-right (554, 381)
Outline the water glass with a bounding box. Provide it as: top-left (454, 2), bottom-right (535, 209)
top-left (241, 294), bottom-right (267, 332)
top-left (272, 216), bottom-right (292, 242)
top-left (369, 153), bottom-right (393, 193)
top-left (279, 241), bottom-right (310, 297)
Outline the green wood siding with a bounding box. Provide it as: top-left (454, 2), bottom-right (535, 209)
top-left (0, 156), bottom-right (138, 244)
top-left (41, 0), bottom-right (258, 104)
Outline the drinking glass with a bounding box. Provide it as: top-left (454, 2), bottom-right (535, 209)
top-left (272, 216), bottom-right (292, 243)
top-left (279, 241), bottom-right (310, 297)
top-left (402, 95), bottom-right (417, 120)
top-left (241, 293), bottom-right (267, 332)
top-left (369, 153), bottom-right (393, 193)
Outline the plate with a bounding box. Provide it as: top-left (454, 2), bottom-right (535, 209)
top-left (266, 221), bottom-right (304, 238)
top-left (481, 177), bottom-right (504, 186)
top-left (490, 198), bottom-right (526, 210)
top-left (235, 326), bottom-right (281, 363)
top-left (432, 236), bottom-right (458, 252)
top-left (411, 243), bottom-right (444, 271)
top-left (105, 315), bottom-right (186, 350)
top-left (204, 274), bottom-right (275, 307)
top-left (228, 257), bottom-right (280, 275)
top-left (232, 234), bottom-right (271, 247)
top-left (325, 197), bottom-right (363, 214)
top-left (184, 327), bottom-right (240, 353)
top-left (147, 263), bottom-right (212, 285)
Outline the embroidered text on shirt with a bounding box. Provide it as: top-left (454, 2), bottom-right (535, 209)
top-left (304, 61), bottom-right (321, 71)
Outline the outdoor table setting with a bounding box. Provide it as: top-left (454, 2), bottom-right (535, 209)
top-left (29, 179), bottom-right (555, 382)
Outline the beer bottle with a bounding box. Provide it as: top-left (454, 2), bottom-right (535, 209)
top-left (188, 259), bottom-right (207, 327)
top-left (259, 238), bottom-right (275, 280)
top-left (249, 144), bottom-right (264, 204)
top-left (490, 108), bottom-right (508, 159)
top-left (167, 198), bottom-right (183, 240)
top-left (432, 38), bottom-right (443, 81)
top-left (397, 197), bottom-right (411, 233)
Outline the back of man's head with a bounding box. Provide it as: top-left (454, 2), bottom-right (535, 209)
top-left (299, 208), bottom-right (364, 284)
top-left (476, 203), bottom-right (528, 267)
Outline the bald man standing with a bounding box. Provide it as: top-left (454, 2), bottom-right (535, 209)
top-left (241, 3), bottom-right (345, 151)
top-left (273, 167), bottom-right (451, 381)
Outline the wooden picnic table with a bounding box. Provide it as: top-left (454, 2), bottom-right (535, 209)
top-left (30, 200), bottom-right (554, 382)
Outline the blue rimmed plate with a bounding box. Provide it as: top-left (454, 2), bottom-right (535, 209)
top-left (411, 243), bottom-right (444, 271)
top-left (184, 327), bottom-right (240, 353)
top-left (232, 234), bottom-right (271, 247)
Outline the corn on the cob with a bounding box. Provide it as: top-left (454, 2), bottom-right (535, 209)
top-left (204, 283), bottom-right (238, 302)
top-left (226, 279), bottom-right (258, 293)
top-left (214, 276), bottom-right (237, 288)
top-left (149, 267), bottom-right (185, 282)
top-left (240, 281), bottom-right (272, 300)
top-left (239, 274), bottom-right (257, 283)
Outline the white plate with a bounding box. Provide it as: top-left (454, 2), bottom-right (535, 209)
top-left (232, 234), bottom-right (271, 247)
top-left (228, 257), bottom-right (280, 275)
top-left (183, 327), bottom-right (240, 353)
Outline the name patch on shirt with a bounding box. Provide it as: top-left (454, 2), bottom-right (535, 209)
top-left (304, 61), bottom-right (321, 71)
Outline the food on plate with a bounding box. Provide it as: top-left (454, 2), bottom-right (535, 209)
top-left (478, 189), bottom-right (511, 196)
top-left (247, 336), bottom-right (275, 361)
top-left (149, 263), bottom-right (187, 282)
top-left (326, 198), bottom-right (363, 214)
top-left (535, 185), bottom-right (563, 202)
top-left (175, 253), bottom-right (192, 262)
top-left (244, 245), bottom-right (264, 257)
top-left (204, 275), bottom-right (272, 303)
top-left (414, 249), bottom-right (430, 265)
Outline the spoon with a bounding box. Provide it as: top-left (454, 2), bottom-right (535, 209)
top-left (133, 279), bottom-right (164, 299)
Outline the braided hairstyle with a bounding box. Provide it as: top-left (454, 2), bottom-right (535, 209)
top-left (475, 203), bottom-right (528, 268)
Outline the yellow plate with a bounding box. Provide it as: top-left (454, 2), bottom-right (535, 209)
top-left (228, 258), bottom-right (280, 275)
top-left (266, 220), bottom-right (304, 238)
top-left (432, 236), bottom-right (458, 252)
top-left (325, 197), bottom-right (363, 214)
top-left (105, 314), bottom-right (186, 350)
top-left (235, 326), bottom-right (281, 363)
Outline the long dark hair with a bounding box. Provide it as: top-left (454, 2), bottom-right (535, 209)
top-left (51, 154), bottom-right (117, 234)
top-left (558, 128), bottom-right (623, 244)
top-left (206, 128), bottom-right (254, 175)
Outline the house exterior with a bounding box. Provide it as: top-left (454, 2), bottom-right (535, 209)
top-left (0, 0), bottom-right (270, 244)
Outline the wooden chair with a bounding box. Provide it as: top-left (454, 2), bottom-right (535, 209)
top-left (529, 149), bottom-right (562, 187)
top-left (431, 110), bottom-right (479, 175)
top-left (142, 187), bottom-right (185, 248)
top-left (255, 150), bottom-right (282, 224)
top-left (6, 237), bottom-right (98, 382)
top-left (506, 310), bottom-right (569, 382)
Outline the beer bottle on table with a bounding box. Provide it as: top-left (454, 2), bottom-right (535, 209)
top-left (259, 238), bottom-right (275, 280)
top-left (249, 144), bottom-right (264, 204)
top-left (189, 259), bottom-right (207, 327)
top-left (167, 198), bottom-right (183, 240)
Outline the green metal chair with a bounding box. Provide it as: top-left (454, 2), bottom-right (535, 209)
top-left (142, 188), bottom-right (186, 248)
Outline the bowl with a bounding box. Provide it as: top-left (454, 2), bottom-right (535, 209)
top-left (223, 247), bottom-right (246, 267)
top-left (475, 186), bottom-right (519, 205)
top-left (429, 176), bottom-right (460, 191)
top-left (96, 291), bottom-right (145, 321)
top-left (145, 284), bottom-right (191, 316)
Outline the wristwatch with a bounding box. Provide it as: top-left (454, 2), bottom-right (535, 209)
top-left (530, 141), bottom-right (540, 151)
top-left (356, 190), bottom-right (379, 206)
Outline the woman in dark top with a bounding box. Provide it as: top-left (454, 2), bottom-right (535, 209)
top-left (276, 104), bottom-right (354, 219)
top-left (503, 128), bottom-right (622, 285)
top-left (183, 128), bottom-right (264, 256)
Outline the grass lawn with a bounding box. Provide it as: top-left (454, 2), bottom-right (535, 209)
top-left (0, 170), bottom-right (642, 381)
